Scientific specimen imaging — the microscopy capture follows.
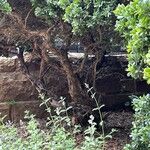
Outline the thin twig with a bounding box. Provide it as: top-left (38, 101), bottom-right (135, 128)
top-left (24, 8), bottom-right (33, 28)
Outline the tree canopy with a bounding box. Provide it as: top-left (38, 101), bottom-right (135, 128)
top-left (31, 0), bottom-right (116, 35)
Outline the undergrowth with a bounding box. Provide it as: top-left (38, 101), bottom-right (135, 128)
top-left (0, 86), bottom-right (114, 150)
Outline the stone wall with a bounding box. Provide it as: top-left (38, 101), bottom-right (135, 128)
top-left (0, 56), bottom-right (38, 102)
top-left (0, 56), bottom-right (41, 122)
top-left (0, 55), bottom-right (68, 122)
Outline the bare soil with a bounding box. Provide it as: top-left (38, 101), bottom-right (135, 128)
top-left (105, 128), bottom-right (130, 150)
top-left (104, 110), bottom-right (133, 150)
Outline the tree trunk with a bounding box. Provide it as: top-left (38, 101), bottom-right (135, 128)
top-left (58, 52), bottom-right (91, 106)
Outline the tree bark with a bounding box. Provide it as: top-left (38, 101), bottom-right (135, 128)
top-left (54, 50), bottom-right (91, 106)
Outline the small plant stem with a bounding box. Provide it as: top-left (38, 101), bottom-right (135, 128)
top-left (45, 102), bottom-right (54, 122)
top-left (88, 89), bottom-right (105, 150)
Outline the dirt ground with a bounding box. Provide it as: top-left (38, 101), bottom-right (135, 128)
top-left (104, 110), bottom-right (133, 150)
top-left (105, 128), bottom-right (130, 150)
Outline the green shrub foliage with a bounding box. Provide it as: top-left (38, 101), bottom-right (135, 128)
top-left (114, 0), bottom-right (150, 81)
top-left (124, 95), bottom-right (150, 150)
top-left (30, 0), bottom-right (117, 35)
top-left (115, 1), bottom-right (150, 149)
top-left (0, 0), bottom-right (12, 12)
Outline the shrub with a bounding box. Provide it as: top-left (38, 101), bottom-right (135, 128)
top-left (114, 1), bottom-right (150, 149)
top-left (124, 94), bottom-right (150, 150)
top-left (114, 0), bottom-right (150, 81)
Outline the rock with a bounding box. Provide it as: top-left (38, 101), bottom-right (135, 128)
top-left (0, 101), bottom-right (47, 122)
top-left (120, 79), bottom-right (135, 93)
top-left (136, 80), bottom-right (150, 93)
top-left (0, 55), bottom-right (68, 103)
top-left (0, 56), bottom-right (38, 102)
top-left (0, 56), bottom-right (19, 72)
top-left (0, 72), bottom-right (38, 102)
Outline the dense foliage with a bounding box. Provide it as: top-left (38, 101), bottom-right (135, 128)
top-left (124, 95), bottom-right (150, 150)
top-left (114, 0), bottom-right (150, 81)
top-left (31, 0), bottom-right (117, 35)
top-left (115, 0), bottom-right (150, 149)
